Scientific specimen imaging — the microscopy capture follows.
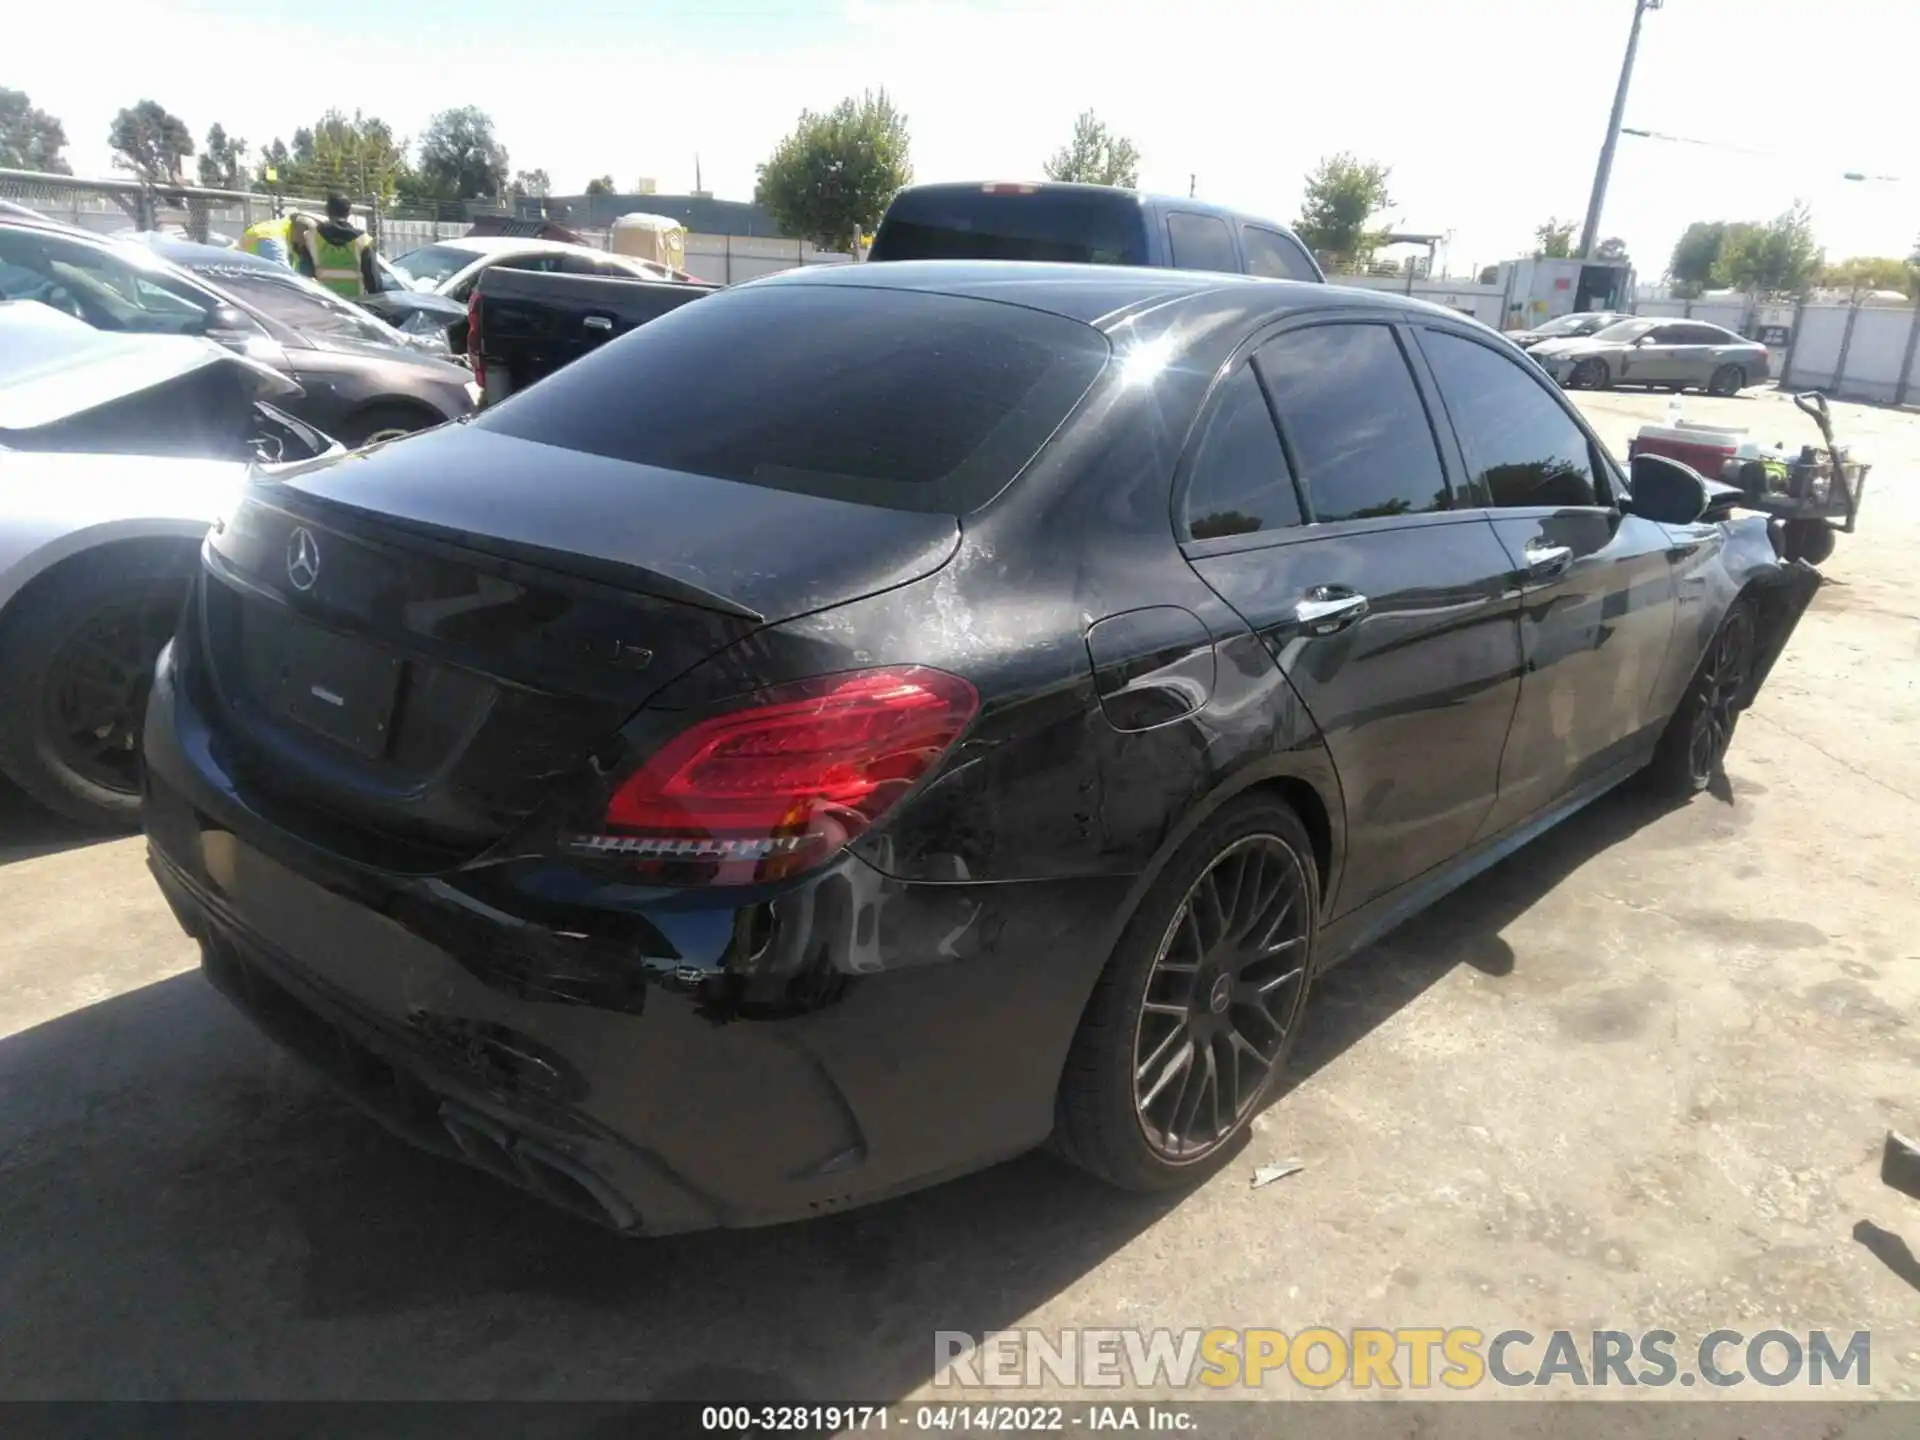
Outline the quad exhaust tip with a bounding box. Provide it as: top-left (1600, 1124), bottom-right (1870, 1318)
top-left (439, 1101), bottom-right (638, 1231)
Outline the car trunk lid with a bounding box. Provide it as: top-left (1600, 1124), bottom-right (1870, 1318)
top-left (192, 424), bottom-right (959, 866)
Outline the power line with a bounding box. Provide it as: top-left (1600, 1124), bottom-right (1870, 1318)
top-left (1621, 126), bottom-right (1902, 182)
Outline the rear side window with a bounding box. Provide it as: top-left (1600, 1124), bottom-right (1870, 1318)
top-left (870, 189), bottom-right (1149, 265)
top-left (1241, 226), bottom-right (1318, 282)
top-left (1255, 324), bottom-right (1450, 523)
top-left (476, 286), bottom-right (1110, 513)
top-left (1166, 213), bottom-right (1238, 273)
top-left (1421, 329), bottom-right (1601, 508)
top-left (1180, 367), bottom-right (1301, 540)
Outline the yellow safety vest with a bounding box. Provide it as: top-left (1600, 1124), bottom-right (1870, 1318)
top-left (240, 217), bottom-right (292, 258)
top-left (311, 231), bottom-right (372, 298)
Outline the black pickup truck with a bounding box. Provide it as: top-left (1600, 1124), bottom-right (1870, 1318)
top-left (467, 266), bottom-right (717, 405)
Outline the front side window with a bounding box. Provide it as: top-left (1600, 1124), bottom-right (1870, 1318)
top-left (1421, 329), bottom-right (1601, 509)
top-left (1166, 213), bottom-right (1238, 274)
top-left (0, 230), bottom-right (209, 334)
top-left (1180, 367), bottom-right (1300, 540)
top-left (1255, 323), bottom-right (1449, 522)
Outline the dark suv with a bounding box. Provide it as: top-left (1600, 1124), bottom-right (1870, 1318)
top-left (869, 181), bottom-right (1325, 282)
top-left (143, 261), bottom-right (1815, 1234)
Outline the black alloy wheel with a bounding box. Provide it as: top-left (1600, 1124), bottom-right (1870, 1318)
top-left (1684, 604), bottom-right (1756, 787)
top-left (1571, 357), bottom-right (1609, 390)
top-left (1708, 363), bottom-right (1747, 397)
top-left (1132, 833), bottom-right (1311, 1162)
top-left (1054, 797), bottom-right (1320, 1191)
top-left (41, 596), bottom-right (176, 796)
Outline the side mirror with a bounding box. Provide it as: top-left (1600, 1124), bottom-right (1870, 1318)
top-left (205, 303), bottom-right (254, 336)
top-left (1625, 454), bottom-right (1710, 524)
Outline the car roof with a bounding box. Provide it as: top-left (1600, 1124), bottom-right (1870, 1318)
top-left (140, 234), bottom-right (285, 272)
top-left (430, 236), bottom-right (587, 257)
top-left (890, 181), bottom-right (1306, 235)
top-left (752, 259), bottom-right (1472, 331)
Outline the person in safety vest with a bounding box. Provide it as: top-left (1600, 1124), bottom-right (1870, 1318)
top-left (240, 211), bottom-right (316, 269)
top-left (298, 194), bottom-right (379, 298)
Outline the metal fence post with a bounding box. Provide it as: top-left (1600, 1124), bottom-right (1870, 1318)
top-left (1895, 297), bottom-right (1920, 408)
top-left (1778, 298), bottom-right (1807, 390)
top-left (1831, 299), bottom-right (1862, 397)
top-left (1683, 298), bottom-right (1694, 318)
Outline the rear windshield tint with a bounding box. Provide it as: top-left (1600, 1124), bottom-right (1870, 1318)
top-left (870, 190), bottom-right (1150, 265)
top-left (475, 285), bottom-right (1110, 513)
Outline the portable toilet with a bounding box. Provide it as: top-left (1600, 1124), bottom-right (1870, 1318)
top-left (610, 212), bottom-right (687, 272)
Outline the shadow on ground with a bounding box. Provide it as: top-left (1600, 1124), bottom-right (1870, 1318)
top-left (0, 785), bottom-right (1679, 1401)
top-left (0, 779), bottom-right (120, 868)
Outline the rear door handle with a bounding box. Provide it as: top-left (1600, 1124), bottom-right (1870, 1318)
top-left (582, 315), bottom-right (614, 333)
top-left (1525, 541), bottom-right (1574, 579)
top-left (1294, 587), bottom-right (1369, 635)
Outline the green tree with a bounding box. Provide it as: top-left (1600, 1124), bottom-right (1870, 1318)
top-left (1667, 221), bottom-right (1730, 298)
top-left (1293, 153), bottom-right (1392, 268)
top-left (254, 112), bottom-right (410, 204)
top-left (1533, 217), bottom-right (1576, 259)
top-left (754, 88), bottom-right (912, 251)
top-left (196, 123), bottom-right (248, 190)
top-left (1594, 236), bottom-right (1629, 263)
top-left (1476, 263), bottom-right (1500, 285)
top-left (0, 87), bottom-right (70, 173)
top-left (510, 168), bottom-right (551, 198)
top-left (416, 106), bottom-right (510, 201)
top-left (585, 174), bottom-right (616, 196)
top-left (1816, 255), bottom-right (1916, 296)
top-left (1042, 109), bottom-right (1140, 188)
top-left (108, 99), bottom-right (194, 184)
top-left (1713, 204), bottom-right (1821, 295)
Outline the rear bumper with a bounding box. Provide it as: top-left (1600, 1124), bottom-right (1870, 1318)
top-left (142, 642), bottom-right (1128, 1233)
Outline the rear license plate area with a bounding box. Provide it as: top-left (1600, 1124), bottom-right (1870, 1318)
top-left (250, 608), bottom-right (404, 759)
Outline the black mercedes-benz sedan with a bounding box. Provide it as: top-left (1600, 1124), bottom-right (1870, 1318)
top-left (141, 261), bottom-right (1819, 1233)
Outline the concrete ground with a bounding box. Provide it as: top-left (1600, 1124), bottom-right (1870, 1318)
top-left (1, 386), bottom-right (1915, 1406)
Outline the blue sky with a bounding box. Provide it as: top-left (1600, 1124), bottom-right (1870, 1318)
top-left (18, 0), bottom-right (1916, 276)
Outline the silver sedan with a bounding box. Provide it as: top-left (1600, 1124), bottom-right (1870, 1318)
top-left (1530, 317), bottom-right (1770, 395)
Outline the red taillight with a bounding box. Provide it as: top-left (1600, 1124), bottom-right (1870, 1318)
top-left (570, 666), bottom-right (978, 885)
top-left (466, 290), bottom-right (483, 388)
top-left (981, 182), bottom-right (1040, 195)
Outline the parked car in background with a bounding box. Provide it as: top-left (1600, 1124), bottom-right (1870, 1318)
top-left (143, 261), bottom-right (1816, 1235)
top-left (1506, 310), bottom-right (1627, 350)
top-left (0, 221), bottom-right (478, 446)
top-left (467, 265), bottom-right (717, 404)
top-left (1, 302), bottom-right (338, 827)
top-left (868, 181), bottom-right (1326, 282)
top-left (1531, 317), bottom-right (1769, 395)
top-left (387, 237), bottom-right (690, 350)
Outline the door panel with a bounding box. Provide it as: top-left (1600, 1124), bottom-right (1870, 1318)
top-left (1189, 517), bottom-right (1522, 914)
top-left (1478, 509), bottom-right (1678, 833)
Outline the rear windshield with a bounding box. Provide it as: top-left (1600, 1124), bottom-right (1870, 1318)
top-left (475, 284), bottom-right (1110, 513)
top-left (870, 189), bottom-right (1150, 266)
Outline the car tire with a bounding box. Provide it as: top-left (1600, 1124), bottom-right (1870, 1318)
top-left (1708, 364), bottom-right (1747, 397)
top-left (340, 404), bottom-right (437, 448)
top-left (1645, 599), bottom-right (1758, 798)
top-left (1780, 519), bottom-right (1835, 565)
top-left (1571, 358), bottom-right (1610, 390)
top-left (0, 544), bottom-right (198, 829)
top-left (1053, 795), bottom-right (1319, 1192)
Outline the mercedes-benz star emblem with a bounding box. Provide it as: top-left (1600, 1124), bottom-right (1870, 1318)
top-left (286, 526), bottom-right (321, 592)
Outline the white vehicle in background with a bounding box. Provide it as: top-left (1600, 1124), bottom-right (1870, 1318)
top-left (386, 237), bottom-right (688, 303)
top-left (0, 302), bottom-right (339, 827)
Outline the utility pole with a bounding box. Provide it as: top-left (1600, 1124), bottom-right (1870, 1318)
top-left (1189, 173), bottom-right (1196, 198)
top-left (1578, 0), bottom-right (1662, 260)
